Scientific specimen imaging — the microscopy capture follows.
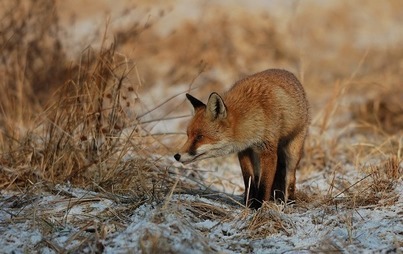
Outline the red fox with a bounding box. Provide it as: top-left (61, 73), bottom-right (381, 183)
top-left (174, 69), bottom-right (309, 209)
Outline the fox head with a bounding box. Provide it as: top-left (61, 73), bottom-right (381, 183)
top-left (174, 92), bottom-right (234, 164)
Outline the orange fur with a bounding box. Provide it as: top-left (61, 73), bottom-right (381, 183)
top-left (174, 69), bottom-right (309, 209)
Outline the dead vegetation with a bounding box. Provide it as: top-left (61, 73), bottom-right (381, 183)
top-left (0, 0), bottom-right (402, 253)
top-left (0, 0), bottom-right (184, 209)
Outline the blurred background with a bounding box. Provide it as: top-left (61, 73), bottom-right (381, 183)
top-left (69, 0), bottom-right (403, 143)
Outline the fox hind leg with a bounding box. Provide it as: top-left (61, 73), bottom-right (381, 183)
top-left (271, 145), bottom-right (287, 202)
top-left (284, 129), bottom-right (307, 202)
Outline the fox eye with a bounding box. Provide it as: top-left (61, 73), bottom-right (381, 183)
top-left (195, 134), bottom-right (203, 141)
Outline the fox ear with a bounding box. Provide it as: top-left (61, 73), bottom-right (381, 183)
top-left (186, 93), bottom-right (205, 110)
top-left (206, 92), bottom-right (227, 120)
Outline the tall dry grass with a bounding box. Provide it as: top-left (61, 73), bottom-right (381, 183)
top-left (0, 1), bottom-right (185, 207)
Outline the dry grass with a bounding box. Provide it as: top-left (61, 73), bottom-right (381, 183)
top-left (1, 0), bottom-right (403, 252)
top-left (245, 202), bottom-right (293, 239)
top-left (351, 88), bottom-right (403, 135)
top-left (0, 1), bottom-right (188, 209)
top-left (297, 155), bottom-right (402, 213)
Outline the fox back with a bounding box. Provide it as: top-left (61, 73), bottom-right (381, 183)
top-left (174, 69), bottom-right (309, 208)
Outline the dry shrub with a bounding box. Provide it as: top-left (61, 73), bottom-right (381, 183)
top-left (330, 157), bottom-right (402, 208)
top-left (0, 0), bottom-right (67, 175)
top-left (0, 0), bottom-right (196, 207)
top-left (299, 76), bottom-right (353, 175)
top-left (301, 135), bottom-right (341, 174)
top-left (367, 156), bottom-right (402, 194)
top-left (293, 190), bottom-right (315, 205)
top-left (187, 202), bottom-right (231, 221)
top-left (0, 43), bottom-right (135, 185)
top-left (346, 46), bottom-right (403, 136)
top-left (0, 2), bottom-right (173, 202)
top-left (245, 202), bottom-right (293, 239)
top-left (351, 88), bottom-right (403, 134)
top-left (0, 31), bottom-right (180, 207)
top-left (0, 0), bottom-right (66, 114)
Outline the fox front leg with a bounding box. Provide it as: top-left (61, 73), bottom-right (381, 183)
top-left (257, 148), bottom-right (278, 205)
top-left (238, 148), bottom-right (260, 208)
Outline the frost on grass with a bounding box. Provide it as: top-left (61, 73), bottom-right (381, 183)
top-left (1, 160), bottom-right (402, 253)
top-left (102, 179), bottom-right (402, 254)
top-left (0, 186), bottom-right (116, 253)
top-left (104, 194), bottom-right (293, 254)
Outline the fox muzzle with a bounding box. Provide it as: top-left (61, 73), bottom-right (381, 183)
top-left (174, 153), bottom-right (181, 161)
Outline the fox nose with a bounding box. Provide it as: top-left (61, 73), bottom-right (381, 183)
top-left (174, 153), bottom-right (181, 161)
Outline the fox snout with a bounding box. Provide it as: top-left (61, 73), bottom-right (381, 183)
top-left (174, 153), bottom-right (181, 161)
top-left (173, 152), bottom-right (195, 164)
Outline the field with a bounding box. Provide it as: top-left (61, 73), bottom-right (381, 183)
top-left (0, 0), bottom-right (402, 253)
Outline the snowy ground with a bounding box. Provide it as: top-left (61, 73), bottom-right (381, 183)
top-left (1, 158), bottom-right (402, 253)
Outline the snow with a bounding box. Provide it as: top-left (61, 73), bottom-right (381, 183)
top-left (1, 222), bottom-right (42, 253)
top-left (2, 163), bottom-right (401, 253)
top-left (102, 191), bottom-right (403, 253)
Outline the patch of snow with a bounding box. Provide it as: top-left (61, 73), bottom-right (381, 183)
top-left (0, 221), bottom-right (43, 254)
top-left (1, 176), bottom-right (402, 253)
